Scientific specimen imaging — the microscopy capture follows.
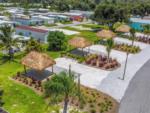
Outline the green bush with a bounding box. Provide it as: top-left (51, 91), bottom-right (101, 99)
top-left (47, 31), bottom-right (67, 51)
top-left (64, 53), bottom-right (85, 63)
top-left (90, 109), bottom-right (96, 113)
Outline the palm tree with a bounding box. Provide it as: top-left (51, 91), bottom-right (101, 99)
top-left (130, 28), bottom-right (136, 46)
top-left (121, 28), bottom-right (135, 80)
top-left (0, 25), bottom-right (19, 60)
top-left (44, 72), bottom-right (77, 113)
top-left (106, 38), bottom-right (114, 62)
top-left (143, 24), bottom-right (150, 34)
top-left (25, 38), bottom-right (44, 53)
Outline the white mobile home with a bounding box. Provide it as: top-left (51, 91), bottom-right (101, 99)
top-left (15, 26), bottom-right (48, 43)
top-left (32, 15), bottom-right (55, 24)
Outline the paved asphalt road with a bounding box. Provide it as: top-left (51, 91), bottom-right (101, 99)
top-left (119, 59), bottom-right (150, 113)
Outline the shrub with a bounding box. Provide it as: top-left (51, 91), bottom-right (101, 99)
top-left (90, 109), bottom-right (96, 113)
top-left (25, 38), bottom-right (44, 53)
top-left (47, 31), bottom-right (67, 51)
top-left (90, 104), bottom-right (94, 108)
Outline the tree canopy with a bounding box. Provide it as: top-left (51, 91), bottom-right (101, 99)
top-left (44, 71), bottom-right (77, 113)
top-left (93, 3), bottom-right (129, 25)
top-left (93, 1), bottom-right (150, 25)
top-left (25, 38), bottom-right (44, 53)
top-left (47, 31), bottom-right (67, 51)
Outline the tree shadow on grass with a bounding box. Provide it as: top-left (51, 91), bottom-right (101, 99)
top-left (0, 55), bottom-right (19, 65)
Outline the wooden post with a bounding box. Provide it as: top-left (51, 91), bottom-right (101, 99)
top-left (88, 46), bottom-right (90, 55)
top-left (78, 74), bottom-right (81, 100)
top-left (69, 64), bottom-right (71, 76)
top-left (24, 65), bottom-right (27, 74)
top-left (82, 48), bottom-right (84, 57)
top-left (52, 65), bottom-right (54, 74)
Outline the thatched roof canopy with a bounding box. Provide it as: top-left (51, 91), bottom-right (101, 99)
top-left (68, 37), bottom-right (92, 48)
top-left (116, 24), bottom-right (131, 33)
top-left (97, 29), bottom-right (116, 39)
top-left (21, 51), bottom-right (56, 71)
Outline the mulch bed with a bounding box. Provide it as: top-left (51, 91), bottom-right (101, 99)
top-left (85, 54), bottom-right (120, 71)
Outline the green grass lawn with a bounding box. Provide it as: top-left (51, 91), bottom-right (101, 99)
top-left (0, 53), bottom-right (61, 113)
top-left (63, 26), bottom-right (99, 42)
top-left (80, 24), bottom-right (109, 30)
top-left (78, 30), bottom-right (98, 42)
top-left (63, 26), bottom-right (82, 32)
top-left (44, 23), bottom-right (57, 27)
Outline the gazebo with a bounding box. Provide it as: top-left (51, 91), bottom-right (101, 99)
top-left (21, 51), bottom-right (56, 76)
top-left (97, 29), bottom-right (116, 39)
top-left (116, 24), bottom-right (131, 33)
top-left (68, 37), bottom-right (92, 56)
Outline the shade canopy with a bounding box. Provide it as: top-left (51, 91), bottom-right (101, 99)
top-left (68, 37), bottom-right (92, 48)
top-left (21, 51), bottom-right (56, 71)
top-left (97, 29), bottom-right (116, 39)
top-left (116, 24), bottom-right (131, 33)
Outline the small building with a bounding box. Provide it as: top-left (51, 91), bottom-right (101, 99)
top-left (12, 17), bottom-right (44, 26)
top-left (130, 17), bottom-right (150, 30)
top-left (35, 8), bottom-right (49, 13)
top-left (64, 10), bottom-right (94, 21)
top-left (0, 16), bottom-right (9, 20)
top-left (12, 14), bottom-right (45, 26)
top-left (6, 7), bottom-right (24, 15)
top-left (69, 10), bottom-right (94, 18)
top-left (63, 12), bottom-right (84, 21)
top-left (47, 14), bottom-right (70, 22)
top-left (0, 20), bottom-right (16, 27)
top-left (15, 26), bottom-right (48, 43)
top-left (32, 15), bottom-right (55, 24)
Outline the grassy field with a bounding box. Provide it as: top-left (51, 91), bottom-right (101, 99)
top-left (0, 53), bottom-right (61, 113)
top-left (63, 26), bottom-right (99, 42)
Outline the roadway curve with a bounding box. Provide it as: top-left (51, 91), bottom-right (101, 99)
top-left (119, 59), bottom-right (150, 113)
